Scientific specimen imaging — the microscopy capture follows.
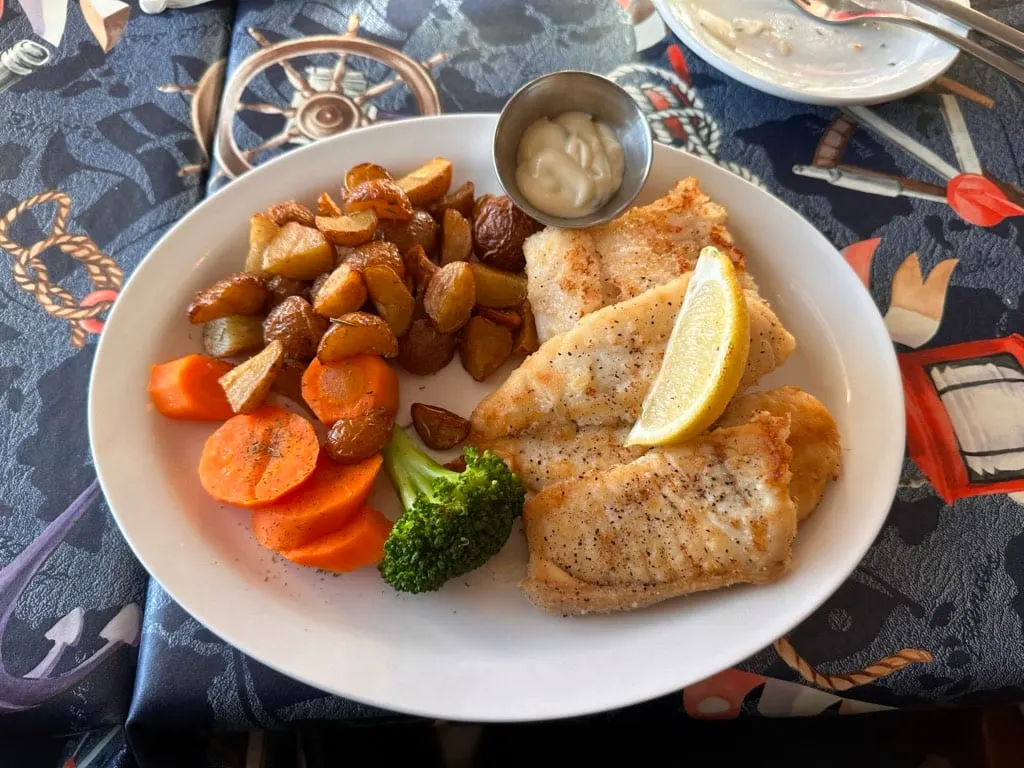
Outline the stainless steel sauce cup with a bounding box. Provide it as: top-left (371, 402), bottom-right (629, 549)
top-left (493, 71), bottom-right (653, 229)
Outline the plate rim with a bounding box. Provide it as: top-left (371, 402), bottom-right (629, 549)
top-left (88, 113), bottom-right (905, 721)
top-left (652, 0), bottom-right (969, 106)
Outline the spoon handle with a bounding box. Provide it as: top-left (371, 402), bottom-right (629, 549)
top-left (908, 0), bottom-right (1024, 57)
top-left (891, 15), bottom-right (1024, 85)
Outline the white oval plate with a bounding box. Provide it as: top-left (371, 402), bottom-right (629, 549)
top-left (654, 0), bottom-right (969, 105)
top-left (89, 115), bottom-right (903, 721)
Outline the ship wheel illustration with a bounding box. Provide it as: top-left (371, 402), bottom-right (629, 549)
top-left (215, 15), bottom-right (445, 180)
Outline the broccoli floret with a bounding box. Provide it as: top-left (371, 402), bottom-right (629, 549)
top-left (378, 426), bottom-right (525, 593)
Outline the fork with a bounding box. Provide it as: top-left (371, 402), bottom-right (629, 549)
top-left (791, 0), bottom-right (1024, 85)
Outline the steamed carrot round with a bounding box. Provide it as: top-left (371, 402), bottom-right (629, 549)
top-left (149, 354), bottom-right (235, 421)
top-left (199, 406), bottom-right (319, 508)
top-left (251, 453), bottom-right (383, 551)
top-left (281, 505), bottom-right (393, 572)
top-left (301, 355), bottom-right (399, 425)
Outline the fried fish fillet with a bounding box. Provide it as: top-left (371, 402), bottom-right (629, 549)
top-left (477, 387), bottom-right (840, 518)
top-left (476, 424), bottom-right (646, 492)
top-left (469, 276), bottom-right (795, 441)
top-left (524, 177), bottom-right (747, 342)
top-left (717, 386), bottom-right (840, 521)
top-left (521, 413), bottom-right (797, 615)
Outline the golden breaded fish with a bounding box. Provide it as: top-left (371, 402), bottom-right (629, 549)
top-left (476, 387), bottom-right (839, 514)
top-left (469, 276), bottom-right (795, 441)
top-left (524, 177), bottom-right (747, 342)
top-left (716, 386), bottom-right (840, 521)
top-left (521, 413), bottom-right (797, 615)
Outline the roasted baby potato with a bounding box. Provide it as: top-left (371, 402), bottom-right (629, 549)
top-left (262, 222), bottom-right (335, 280)
top-left (364, 264), bottom-right (414, 337)
top-left (444, 455), bottom-right (467, 472)
top-left (425, 261), bottom-right (475, 333)
top-left (472, 193), bottom-right (494, 223)
top-left (344, 178), bottom-right (413, 221)
top-left (345, 162), bottom-right (393, 191)
top-left (310, 263), bottom-right (367, 318)
top-left (476, 306), bottom-right (522, 330)
top-left (427, 180), bottom-right (474, 222)
top-left (459, 315), bottom-right (513, 381)
top-left (411, 403), bottom-right (470, 450)
top-left (397, 157), bottom-right (453, 206)
top-left (264, 275), bottom-right (309, 310)
top-left (469, 263), bottom-right (528, 308)
top-left (402, 244), bottom-right (439, 292)
top-left (440, 208), bottom-right (472, 265)
top-left (375, 209), bottom-right (438, 256)
top-left (513, 300), bottom-right (540, 355)
top-left (202, 315), bottom-right (264, 358)
top-left (187, 272), bottom-right (267, 324)
top-left (218, 340), bottom-right (284, 414)
top-left (266, 200), bottom-right (316, 228)
top-left (398, 318), bottom-right (457, 375)
top-left (270, 358), bottom-right (308, 407)
top-left (318, 312), bottom-right (398, 362)
top-left (472, 195), bottom-right (533, 272)
top-left (326, 407), bottom-right (395, 465)
top-left (262, 296), bottom-right (328, 361)
top-left (245, 212), bottom-right (280, 274)
top-left (315, 210), bottom-right (378, 247)
top-left (344, 240), bottom-right (405, 280)
top-left (317, 191), bottom-right (343, 217)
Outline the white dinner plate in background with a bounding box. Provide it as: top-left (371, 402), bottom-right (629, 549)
top-left (653, 0), bottom-right (969, 105)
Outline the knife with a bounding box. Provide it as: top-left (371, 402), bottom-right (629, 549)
top-left (911, 0), bottom-right (1024, 57)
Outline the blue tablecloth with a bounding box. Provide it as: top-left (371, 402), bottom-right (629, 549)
top-left (2, 0), bottom-right (1024, 763)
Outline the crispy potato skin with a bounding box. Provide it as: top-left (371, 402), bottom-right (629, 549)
top-left (424, 262), bottom-right (475, 333)
top-left (262, 296), bottom-right (328, 361)
top-left (344, 178), bottom-right (414, 221)
top-left (318, 312), bottom-right (398, 362)
top-left (266, 200), bottom-right (316, 228)
top-left (325, 407), bottom-right (395, 464)
top-left (310, 264), bottom-right (367, 319)
top-left (315, 210), bottom-right (378, 247)
top-left (364, 265), bottom-right (414, 337)
top-left (398, 318), bottom-right (457, 376)
top-left (188, 272), bottom-right (267, 324)
top-left (375, 210), bottom-right (438, 257)
top-left (427, 180), bottom-right (474, 223)
top-left (472, 195), bottom-right (534, 272)
top-left (411, 403), bottom-right (470, 450)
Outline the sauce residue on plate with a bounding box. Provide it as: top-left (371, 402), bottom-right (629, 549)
top-left (515, 112), bottom-right (625, 219)
top-left (672, 0), bottom-right (961, 88)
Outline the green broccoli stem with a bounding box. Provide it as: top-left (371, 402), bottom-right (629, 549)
top-left (382, 426), bottom-right (462, 510)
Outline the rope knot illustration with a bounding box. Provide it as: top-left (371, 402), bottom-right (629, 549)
top-left (0, 191), bottom-right (122, 347)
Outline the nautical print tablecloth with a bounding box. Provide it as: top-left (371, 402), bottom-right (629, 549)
top-left (2, 0), bottom-right (1024, 761)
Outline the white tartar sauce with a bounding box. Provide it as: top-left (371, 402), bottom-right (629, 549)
top-left (515, 112), bottom-right (625, 219)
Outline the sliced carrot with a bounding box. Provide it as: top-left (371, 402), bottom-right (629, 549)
top-left (281, 505), bottom-right (393, 572)
top-left (301, 355), bottom-right (399, 425)
top-left (250, 452), bottom-right (383, 551)
top-left (149, 354), bottom-right (234, 421)
top-left (199, 406), bottom-right (318, 508)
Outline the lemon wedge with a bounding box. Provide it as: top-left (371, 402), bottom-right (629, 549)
top-left (625, 246), bottom-right (750, 447)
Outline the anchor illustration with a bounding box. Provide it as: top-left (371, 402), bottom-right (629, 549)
top-left (0, 479), bottom-right (139, 711)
